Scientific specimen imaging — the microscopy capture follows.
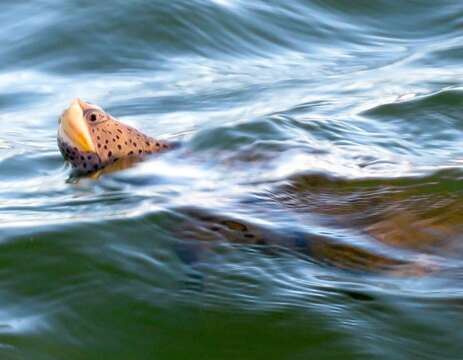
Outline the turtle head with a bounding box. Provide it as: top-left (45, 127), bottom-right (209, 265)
top-left (58, 98), bottom-right (168, 174)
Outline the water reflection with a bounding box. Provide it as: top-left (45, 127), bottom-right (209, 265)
top-left (1, 0), bottom-right (463, 358)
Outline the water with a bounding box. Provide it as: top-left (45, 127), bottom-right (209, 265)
top-left (1, 0), bottom-right (463, 358)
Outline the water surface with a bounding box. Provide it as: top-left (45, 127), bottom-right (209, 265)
top-left (1, 1), bottom-right (463, 359)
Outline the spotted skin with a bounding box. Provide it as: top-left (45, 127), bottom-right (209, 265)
top-left (57, 139), bottom-right (102, 172)
top-left (58, 103), bottom-right (169, 173)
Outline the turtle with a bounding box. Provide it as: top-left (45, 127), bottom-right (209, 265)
top-left (57, 99), bottom-right (443, 276)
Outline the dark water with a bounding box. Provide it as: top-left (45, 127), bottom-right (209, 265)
top-left (1, 1), bottom-right (463, 359)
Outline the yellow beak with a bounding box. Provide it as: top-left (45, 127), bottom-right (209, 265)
top-left (59, 98), bottom-right (96, 153)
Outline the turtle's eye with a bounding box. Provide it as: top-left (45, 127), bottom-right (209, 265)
top-left (85, 110), bottom-right (106, 123)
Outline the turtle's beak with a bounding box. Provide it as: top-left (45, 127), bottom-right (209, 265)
top-left (59, 98), bottom-right (96, 153)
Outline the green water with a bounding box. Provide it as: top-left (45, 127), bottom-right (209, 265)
top-left (1, 1), bottom-right (463, 359)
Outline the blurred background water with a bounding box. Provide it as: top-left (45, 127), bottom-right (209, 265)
top-left (1, 0), bottom-right (463, 359)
